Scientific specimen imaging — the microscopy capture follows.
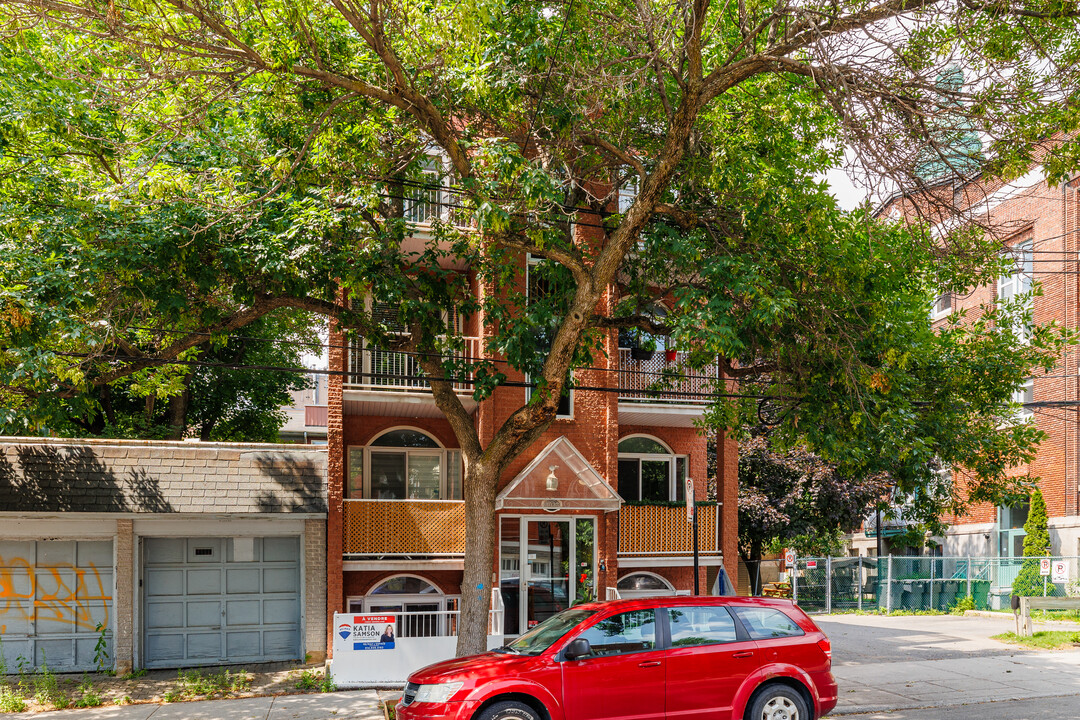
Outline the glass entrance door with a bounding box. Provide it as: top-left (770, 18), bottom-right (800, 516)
top-left (498, 516), bottom-right (595, 635)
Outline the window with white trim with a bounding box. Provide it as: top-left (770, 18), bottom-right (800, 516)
top-left (619, 177), bottom-right (638, 214)
top-left (998, 239), bottom-right (1033, 342)
top-left (931, 291), bottom-right (952, 320)
top-left (526, 254), bottom-right (572, 418)
top-left (1012, 377), bottom-right (1034, 422)
top-left (617, 436), bottom-right (688, 502)
top-left (347, 428), bottom-right (463, 500)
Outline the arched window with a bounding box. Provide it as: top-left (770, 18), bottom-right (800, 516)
top-left (347, 574), bottom-right (458, 637)
top-left (617, 572), bottom-right (675, 599)
top-left (617, 435), bottom-right (687, 502)
top-left (346, 428), bottom-right (462, 500)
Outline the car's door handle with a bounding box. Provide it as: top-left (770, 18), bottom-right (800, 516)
top-left (638, 661), bottom-right (662, 668)
top-left (732, 651), bottom-right (754, 659)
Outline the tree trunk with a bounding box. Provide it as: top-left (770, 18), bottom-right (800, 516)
top-left (164, 387), bottom-right (189, 440)
top-left (456, 461), bottom-right (499, 657)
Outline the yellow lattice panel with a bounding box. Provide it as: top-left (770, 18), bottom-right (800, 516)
top-left (618, 504), bottom-right (720, 555)
top-left (344, 500), bottom-right (467, 555)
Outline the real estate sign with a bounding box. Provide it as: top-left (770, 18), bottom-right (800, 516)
top-left (335, 614), bottom-right (396, 651)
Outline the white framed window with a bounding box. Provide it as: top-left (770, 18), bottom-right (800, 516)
top-left (347, 575), bottom-right (460, 637)
top-left (526, 254), bottom-right (572, 418)
top-left (616, 435), bottom-right (688, 502)
top-left (998, 239), bottom-right (1033, 342)
top-left (404, 154), bottom-right (448, 225)
top-left (619, 176), bottom-right (638, 214)
top-left (1012, 378), bottom-right (1034, 422)
top-left (931, 291), bottom-right (952, 320)
top-left (347, 428), bottom-right (463, 500)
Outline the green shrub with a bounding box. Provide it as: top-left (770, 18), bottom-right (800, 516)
top-left (73, 676), bottom-right (104, 708)
top-left (0, 687), bottom-right (27, 713)
top-left (32, 663), bottom-right (61, 706)
top-left (950, 595), bottom-right (976, 614)
top-left (296, 669), bottom-right (335, 693)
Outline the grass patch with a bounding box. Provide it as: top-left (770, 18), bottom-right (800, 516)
top-left (0, 686), bottom-right (27, 713)
top-left (829, 608), bottom-right (948, 617)
top-left (992, 630), bottom-right (1080, 650)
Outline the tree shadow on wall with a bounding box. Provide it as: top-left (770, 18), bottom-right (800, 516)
top-left (0, 445), bottom-right (173, 512)
top-left (252, 453), bottom-right (327, 513)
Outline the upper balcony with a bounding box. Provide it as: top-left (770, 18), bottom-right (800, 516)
top-left (343, 338), bottom-right (480, 417)
top-left (617, 349), bottom-right (717, 427)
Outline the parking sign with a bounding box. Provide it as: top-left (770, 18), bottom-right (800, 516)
top-left (1040, 558), bottom-right (1051, 576)
top-left (1051, 560), bottom-right (1068, 583)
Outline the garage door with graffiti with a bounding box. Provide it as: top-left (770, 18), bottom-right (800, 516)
top-left (0, 540), bottom-right (114, 672)
top-left (142, 536), bottom-right (301, 668)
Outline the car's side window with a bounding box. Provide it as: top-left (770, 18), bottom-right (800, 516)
top-left (731, 607), bottom-right (805, 640)
top-left (574, 609), bottom-right (657, 658)
top-left (667, 606), bottom-right (738, 647)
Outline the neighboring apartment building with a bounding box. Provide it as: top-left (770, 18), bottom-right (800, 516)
top-left (279, 372), bottom-right (329, 445)
top-left (0, 437), bottom-right (327, 673)
top-left (323, 186), bottom-right (740, 648)
top-left (847, 164), bottom-right (1080, 561)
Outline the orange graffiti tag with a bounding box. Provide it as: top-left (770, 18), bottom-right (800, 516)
top-left (0, 555), bottom-right (112, 633)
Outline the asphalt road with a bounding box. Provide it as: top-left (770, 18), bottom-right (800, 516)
top-left (816, 613), bottom-right (1026, 665)
top-left (812, 613), bottom-right (1080, 717)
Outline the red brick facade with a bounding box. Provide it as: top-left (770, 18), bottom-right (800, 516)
top-left (867, 166), bottom-right (1080, 558)
top-left (325, 241), bottom-right (739, 649)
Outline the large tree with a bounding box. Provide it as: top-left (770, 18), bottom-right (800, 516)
top-left (1, 0), bottom-right (1078, 653)
top-left (738, 430), bottom-right (892, 594)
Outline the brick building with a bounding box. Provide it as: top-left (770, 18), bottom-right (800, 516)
top-left (323, 188), bottom-right (739, 649)
top-left (847, 166), bottom-right (1080, 561)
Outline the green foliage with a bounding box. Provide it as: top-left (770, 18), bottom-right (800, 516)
top-left (950, 595), bottom-right (976, 615)
top-left (295, 669), bottom-right (336, 693)
top-left (0, 686), bottom-right (27, 713)
top-left (170, 668), bottom-right (252, 700)
top-left (72, 676), bottom-right (104, 708)
top-left (1023, 489), bottom-right (1050, 557)
top-left (119, 668), bottom-right (147, 681)
top-left (93, 622), bottom-right (110, 673)
top-left (993, 630), bottom-right (1080, 650)
top-left (1013, 489), bottom-right (1053, 597)
top-left (31, 663), bottom-right (60, 707)
top-left (2, 0), bottom-right (1079, 652)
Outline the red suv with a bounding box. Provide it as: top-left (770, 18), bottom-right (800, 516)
top-left (396, 596), bottom-right (837, 720)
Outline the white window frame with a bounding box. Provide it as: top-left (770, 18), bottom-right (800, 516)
top-left (998, 239), bottom-right (1033, 343)
top-left (616, 571), bottom-right (676, 599)
top-left (525, 254), bottom-right (573, 419)
top-left (619, 176), bottom-right (638, 214)
top-left (930, 291), bottom-right (953, 321)
top-left (348, 428), bottom-right (464, 500)
top-left (1012, 378), bottom-right (1034, 422)
top-left (617, 434), bottom-right (688, 502)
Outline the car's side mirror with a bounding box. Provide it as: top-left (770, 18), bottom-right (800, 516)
top-left (563, 638), bottom-right (591, 661)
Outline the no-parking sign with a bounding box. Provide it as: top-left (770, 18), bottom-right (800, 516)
top-left (1051, 560), bottom-right (1068, 583)
top-left (1040, 558), bottom-right (1051, 576)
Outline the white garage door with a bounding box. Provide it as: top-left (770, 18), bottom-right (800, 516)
top-left (142, 536), bottom-right (301, 668)
top-left (0, 540), bottom-right (114, 672)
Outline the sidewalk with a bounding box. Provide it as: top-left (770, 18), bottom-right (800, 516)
top-left (7, 690), bottom-right (396, 720)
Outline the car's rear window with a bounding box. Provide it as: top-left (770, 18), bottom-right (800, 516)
top-left (731, 607), bottom-right (805, 640)
top-left (667, 606), bottom-right (738, 647)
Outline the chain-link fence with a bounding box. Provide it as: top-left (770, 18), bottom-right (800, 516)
top-left (752, 556), bottom-right (1080, 613)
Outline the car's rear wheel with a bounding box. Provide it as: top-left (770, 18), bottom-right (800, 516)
top-left (748, 684), bottom-right (809, 720)
top-left (476, 700), bottom-right (539, 720)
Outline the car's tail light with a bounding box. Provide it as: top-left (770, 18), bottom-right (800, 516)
top-left (817, 636), bottom-right (832, 662)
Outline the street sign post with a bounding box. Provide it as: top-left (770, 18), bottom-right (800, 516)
top-left (686, 478), bottom-right (699, 595)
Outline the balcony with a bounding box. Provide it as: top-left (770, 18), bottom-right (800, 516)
top-left (617, 503), bottom-right (721, 559)
top-left (343, 338), bottom-right (480, 417)
top-left (617, 349), bottom-right (717, 427)
top-left (343, 499), bottom-right (466, 557)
